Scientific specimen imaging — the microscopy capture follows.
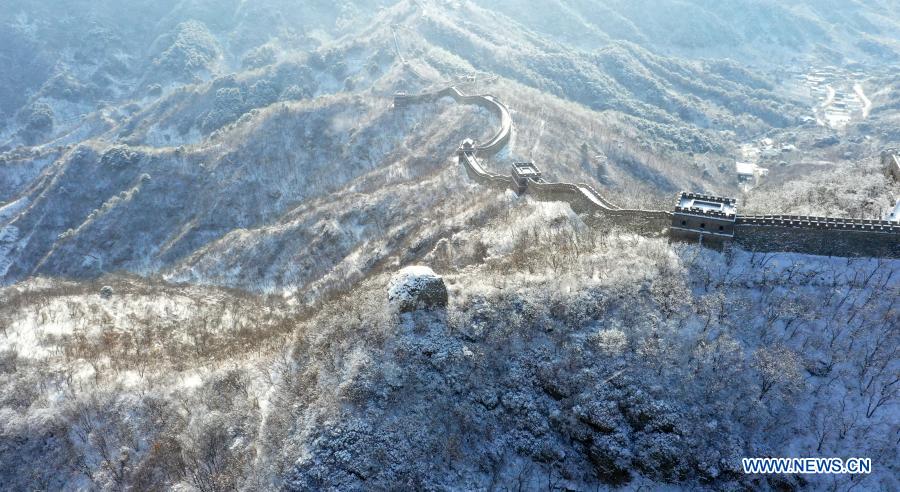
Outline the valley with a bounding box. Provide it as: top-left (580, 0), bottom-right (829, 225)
top-left (0, 1), bottom-right (898, 490)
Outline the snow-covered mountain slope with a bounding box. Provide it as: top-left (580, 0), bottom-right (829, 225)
top-left (277, 235), bottom-right (900, 490)
top-left (2, 210), bottom-right (897, 489)
top-left (6, 0), bottom-right (887, 292)
top-left (480, 0), bottom-right (900, 65)
top-left (1, 1), bottom-right (900, 490)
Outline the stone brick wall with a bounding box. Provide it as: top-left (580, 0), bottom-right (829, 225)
top-left (596, 209), bottom-right (673, 234)
top-left (735, 216), bottom-right (900, 258)
top-left (397, 87), bottom-right (899, 258)
top-left (526, 180), bottom-right (671, 232)
top-left (395, 88), bottom-right (510, 157)
top-left (458, 152), bottom-right (516, 191)
top-left (527, 181), bottom-right (602, 214)
top-left (735, 224), bottom-right (900, 258)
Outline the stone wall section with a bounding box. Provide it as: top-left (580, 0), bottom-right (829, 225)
top-left (735, 216), bottom-right (900, 258)
top-left (395, 88), bottom-right (899, 258)
top-left (458, 152), bottom-right (516, 191)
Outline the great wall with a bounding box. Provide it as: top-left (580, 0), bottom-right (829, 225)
top-left (393, 88), bottom-right (900, 259)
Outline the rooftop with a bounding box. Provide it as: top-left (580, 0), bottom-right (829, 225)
top-left (735, 162), bottom-right (752, 175)
top-left (676, 192), bottom-right (737, 217)
top-left (735, 161), bottom-right (767, 176)
top-left (512, 162), bottom-right (541, 177)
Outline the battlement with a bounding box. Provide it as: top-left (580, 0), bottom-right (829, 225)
top-left (673, 207), bottom-right (736, 219)
top-left (679, 192), bottom-right (737, 205)
top-left (674, 192), bottom-right (737, 218)
top-left (736, 215), bottom-right (900, 233)
top-left (392, 87), bottom-right (900, 258)
top-left (512, 162), bottom-right (541, 178)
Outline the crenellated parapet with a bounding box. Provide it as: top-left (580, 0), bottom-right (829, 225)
top-left (736, 215), bottom-right (900, 232)
top-left (511, 162), bottom-right (541, 193)
top-left (457, 142), bottom-right (516, 191)
top-left (668, 192), bottom-right (899, 256)
top-left (734, 215), bottom-right (900, 258)
top-left (673, 192), bottom-right (736, 217)
top-left (396, 88), bottom-right (511, 157)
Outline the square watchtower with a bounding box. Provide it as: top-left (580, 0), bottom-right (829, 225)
top-left (393, 91), bottom-right (411, 108)
top-left (671, 192), bottom-right (737, 245)
top-left (511, 162), bottom-right (541, 194)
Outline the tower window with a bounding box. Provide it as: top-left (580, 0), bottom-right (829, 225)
top-left (681, 220), bottom-right (687, 226)
top-left (700, 223), bottom-right (706, 229)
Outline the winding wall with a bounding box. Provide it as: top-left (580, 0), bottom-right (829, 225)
top-left (394, 87), bottom-right (899, 258)
top-left (398, 88), bottom-right (670, 226)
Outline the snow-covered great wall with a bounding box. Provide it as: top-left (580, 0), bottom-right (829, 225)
top-left (394, 88), bottom-right (900, 258)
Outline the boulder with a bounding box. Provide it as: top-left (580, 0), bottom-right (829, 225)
top-left (812, 135), bottom-right (839, 148)
top-left (99, 286), bottom-right (114, 299)
top-left (387, 266), bottom-right (448, 313)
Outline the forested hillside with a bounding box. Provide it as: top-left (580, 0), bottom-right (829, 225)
top-left (1, 1), bottom-right (898, 489)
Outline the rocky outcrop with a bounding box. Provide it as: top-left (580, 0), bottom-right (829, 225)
top-left (99, 285), bottom-right (114, 299)
top-left (387, 266), bottom-right (448, 313)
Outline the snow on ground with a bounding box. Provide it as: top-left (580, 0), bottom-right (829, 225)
top-left (268, 229), bottom-right (899, 490)
top-left (143, 122), bottom-right (203, 147)
top-left (806, 67), bottom-right (870, 130)
top-left (854, 83), bottom-right (872, 119)
top-left (1, 217), bottom-right (897, 489)
top-left (0, 197), bottom-right (28, 221)
top-left (0, 213), bottom-right (23, 278)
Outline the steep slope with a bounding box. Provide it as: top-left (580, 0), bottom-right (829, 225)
top-left (273, 240), bottom-right (899, 490)
top-left (481, 0), bottom-right (900, 64)
top-left (1, 0), bottom-right (828, 293)
top-left (1, 89), bottom-right (461, 282)
top-left (2, 2), bottom-right (900, 490)
top-left (3, 213), bottom-right (896, 490)
top-left (0, 0), bottom-right (395, 149)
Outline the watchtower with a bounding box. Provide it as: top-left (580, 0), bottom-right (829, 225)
top-left (511, 162), bottom-right (541, 194)
top-left (458, 138), bottom-right (476, 155)
top-left (457, 139), bottom-right (477, 169)
top-left (393, 91), bottom-right (412, 108)
top-left (671, 192), bottom-right (737, 246)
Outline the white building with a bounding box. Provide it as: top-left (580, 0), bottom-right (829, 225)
top-left (736, 161), bottom-right (769, 184)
